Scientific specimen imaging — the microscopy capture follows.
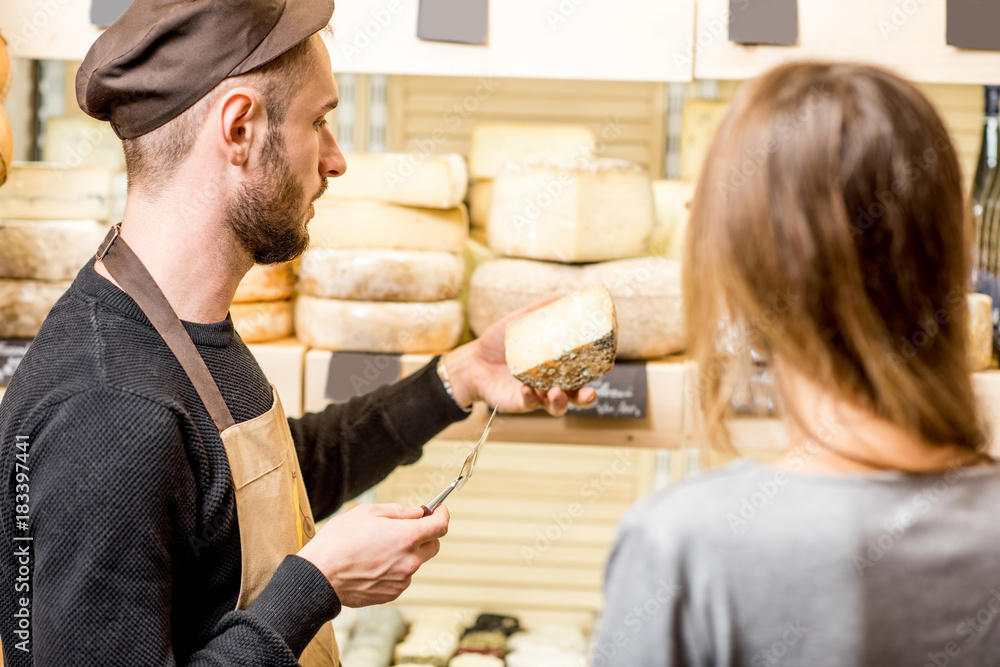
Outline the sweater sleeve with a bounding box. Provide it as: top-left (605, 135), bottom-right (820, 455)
top-left (288, 357), bottom-right (471, 520)
top-left (22, 388), bottom-right (339, 667)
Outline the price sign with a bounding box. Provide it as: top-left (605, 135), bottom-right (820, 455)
top-left (947, 0), bottom-right (1000, 51)
top-left (325, 352), bottom-right (402, 403)
top-left (729, 0), bottom-right (798, 46)
top-left (91, 0), bottom-right (134, 27)
top-left (417, 0), bottom-right (489, 45)
top-left (0, 339), bottom-right (31, 387)
top-left (568, 362), bottom-right (648, 420)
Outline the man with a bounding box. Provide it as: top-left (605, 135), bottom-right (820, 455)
top-left (0, 1), bottom-right (595, 664)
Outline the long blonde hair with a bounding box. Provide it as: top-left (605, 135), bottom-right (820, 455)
top-left (685, 62), bottom-right (986, 453)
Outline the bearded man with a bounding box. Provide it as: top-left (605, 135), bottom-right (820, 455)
top-left (0, 1), bottom-right (595, 664)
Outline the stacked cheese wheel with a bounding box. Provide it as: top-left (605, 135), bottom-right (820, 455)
top-left (470, 151), bottom-right (686, 360)
top-left (231, 262), bottom-right (297, 343)
top-left (467, 122), bottom-right (596, 246)
top-left (296, 153), bottom-right (469, 354)
top-left (1, 32), bottom-right (14, 186)
top-left (0, 163), bottom-right (113, 338)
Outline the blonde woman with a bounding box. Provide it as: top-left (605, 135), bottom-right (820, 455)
top-left (595, 62), bottom-right (998, 666)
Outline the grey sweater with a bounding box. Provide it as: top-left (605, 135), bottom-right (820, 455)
top-left (596, 457), bottom-right (1000, 667)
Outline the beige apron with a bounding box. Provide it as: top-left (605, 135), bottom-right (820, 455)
top-left (96, 226), bottom-right (338, 666)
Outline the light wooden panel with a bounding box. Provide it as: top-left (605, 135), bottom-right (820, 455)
top-left (694, 0), bottom-right (1000, 85)
top-left (329, 0), bottom-right (694, 82)
top-left (385, 75), bottom-right (668, 177)
top-left (376, 440), bottom-right (655, 616)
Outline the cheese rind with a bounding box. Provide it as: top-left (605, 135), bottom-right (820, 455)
top-left (295, 296), bottom-right (463, 353)
top-left (0, 279), bottom-right (73, 338)
top-left (468, 123), bottom-right (596, 180)
top-left (299, 248), bottom-right (464, 302)
top-left (323, 153), bottom-right (468, 209)
top-left (0, 33), bottom-right (10, 101)
top-left (234, 262), bottom-right (296, 303)
top-left (470, 256), bottom-right (684, 360)
top-left (231, 300), bottom-right (294, 343)
top-left (0, 219), bottom-right (109, 280)
top-left (968, 293), bottom-right (994, 372)
top-left (505, 286), bottom-right (618, 391)
top-left (0, 105), bottom-right (12, 186)
top-left (0, 162), bottom-right (112, 220)
top-left (650, 179), bottom-right (695, 259)
top-left (308, 199), bottom-right (468, 253)
top-left (487, 158), bottom-right (654, 263)
top-left (469, 179), bottom-right (492, 230)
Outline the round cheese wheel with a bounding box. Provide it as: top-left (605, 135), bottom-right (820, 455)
top-left (469, 256), bottom-right (685, 360)
top-left (233, 262), bottom-right (296, 303)
top-left (295, 296), bottom-right (463, 353)
top-left (968, 292), bottom-right (994, 372)
top-left (0, 34), bottom-right (10, 102)
top-left (299, 248), bottom-right (464, 302)
top-left (0, 219), bottom-right (110, 280)
top-left (0, 279), bottom-right (74, 338)
top-left (0, 105), bottom-right (13, 187)
top-left (231, 300), bottom-right (293, 343)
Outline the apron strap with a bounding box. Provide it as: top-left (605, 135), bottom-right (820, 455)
top-left (96, 225), bottom-right (237, 433)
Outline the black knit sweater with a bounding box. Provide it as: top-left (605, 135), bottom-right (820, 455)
top-left (0, 260), bottom-right (470, 665)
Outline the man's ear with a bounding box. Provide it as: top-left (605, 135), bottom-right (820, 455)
top-left (218, 87), bottom-right (264, 167)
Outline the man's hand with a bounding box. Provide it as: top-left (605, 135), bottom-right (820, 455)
top-left (444, 300), bottom-right (599, 417)
top-left (297, 503), bottom-right (449, 608)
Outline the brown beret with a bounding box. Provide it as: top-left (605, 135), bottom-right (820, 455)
top-left (76, 0), bottom-right (335, 140)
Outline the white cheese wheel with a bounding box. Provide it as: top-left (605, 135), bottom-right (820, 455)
top-left (469, 179), bottom-right (492, 229)
top-left (231, 300), bottom-right (293, 343)
top-left (309, 199), bottom-right (468, 253)
top-left (0, 279), bottom-right (73, 338)
top-left (0, 219), bottom-right (109, 280)
top-left (468, 122), bottom-right (595, 180)
top-left (0, 162), bottom-right (112, 220)
top-left (488, 158), bottom-right (654, 263)
top-left (233, 262), bottom-right (296, 303)
top-left (295, 296), bottom-right (463, 353)
top-left (0, 33), bottom-right (10, 102)
top-left (469, 256), bottom-right (685, 360)
top-left (448, 655), bottom-right (505, 667)
top-left (650, 179), bottom-right (695, 259)
top-left (323, 153), bottom-right (468, 209)
top-left (0, 104), bottom-right (12, 187)
top-left (42, 116), bottom-right (127, 172)
top-left (505, 286), bottom-right (617, 391)
top-left (968, 292), bottom-right (994, 372)
top-left (299, 248), bottom-right (464, 302)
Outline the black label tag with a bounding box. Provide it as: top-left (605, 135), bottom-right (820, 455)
top-left (729, 0), bottom-right (799, 46)
top-left (567, 362), bottom-right (648, 419)
top-left (0, 339), bottom-right (31, 387)
top-left (418, 0), bottom-right (489, 45)
top-left (947, 0), bottom-right (1000, 51)
top-left (325, 352), bottom-right (402, 403)
top-left (91, 0), bottom-right (134, 27)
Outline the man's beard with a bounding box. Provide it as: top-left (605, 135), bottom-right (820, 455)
top-left (225, 127), bottom-right (327, 265)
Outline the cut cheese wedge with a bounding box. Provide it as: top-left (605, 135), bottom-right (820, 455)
top-left (488, 158), bottom-right (654, 262)
top-left (231, 300), bottom-right (294, 343)
top-left (0, 279), bottom-right (73, 338)
top-left (323, 153), bottom-right (468, 209)
top-left (968, 293), bottom-right (994, 372)
top-left (0, 162), bottom-right (112, 220)
top-left (650, 179), bottom-right (695, 260)
top-left (234, 262), bottom-right (296, 303)
top-left (0, 219), bottom-right (109, 280)
top-left (299, 248), bottom-right (464, 302)
top-left (295, 296), bottom-right (463, 353)
top-left (468, 122), bottom-right (596, 180)
top-left (470, 256), bottom-right (684, 360)
top-left (505, 286), bottom-right (617, 391)
top-left (308, 199), bottom-right (468, 253)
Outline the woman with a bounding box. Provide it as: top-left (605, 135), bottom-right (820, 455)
top-left (595, 62), bottom-right (999, 666)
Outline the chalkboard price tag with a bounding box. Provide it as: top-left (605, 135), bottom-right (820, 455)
top-left (567, 362), bottom-right (648, 419)
top-left (729, 0), bottom-right (798, 46)
top-left (947, 0), bottom-right (1000, 52)
top-left (0, 339), bottom-right (32, 387)
top-left (417, 0), bottom-right (489, 45)
top-left (326, 352), bottom-right (402, 403)
top-left (91, 0), bottom-right (133, 27)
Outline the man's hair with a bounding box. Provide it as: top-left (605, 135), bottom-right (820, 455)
top-left (122, 33), bottom-right (320, 195)
top-left (685, 61), bottom-right (986, 453)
